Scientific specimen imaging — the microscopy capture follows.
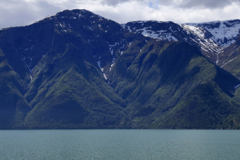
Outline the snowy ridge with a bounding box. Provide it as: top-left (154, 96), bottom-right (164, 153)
top-left (124, 21), bottom-right (179, 42)
top-left (123, 20), bottom-right (240, 61)
top-left (181, 24), bottom-right (224, 54)
top-left (140, 28), bottom-right (178, 41)
top-left (186, 20), bottom-right (240, 47)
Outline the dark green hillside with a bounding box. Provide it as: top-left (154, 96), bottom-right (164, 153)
top-left (0, 50), bottom-right (31, 129)
top-left (109, 41), bottom-right (240, 129)
top-left (158, 81), bottom-right (240, 129)
top-left (24, 44), bottom-right (126, 129)
top-left (108, 32), bottom-right (152, 88)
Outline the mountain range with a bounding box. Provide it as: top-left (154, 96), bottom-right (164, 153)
top-left (1, 9), bottom-right (240, 129)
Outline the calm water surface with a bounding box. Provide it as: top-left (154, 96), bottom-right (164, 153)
top-left (0, 130), bottom-right (240, 160)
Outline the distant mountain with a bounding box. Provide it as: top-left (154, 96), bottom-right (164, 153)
top-left (0, 9), bottom-right (240, 129)
top-left (218, 35), bottom-right (240, 78)
top-left (124, 20), bottom-right (240, 64)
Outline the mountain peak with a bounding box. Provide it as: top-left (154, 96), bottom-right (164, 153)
top-left (1, 9), bottom-right (240, 129)
top-left (123, 19), bottom-right (240, 63)
top-left (56, 9), bottom-right (93, 16)
top-left (123, 20), bottom-right (181, 41)
top-left (185, 19), bottom-right (240, 47)
top-left (53, 9), bottom-right (106, 22)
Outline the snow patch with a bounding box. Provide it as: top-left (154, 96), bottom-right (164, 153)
top-left (235, 84), bottom-right (240, 90)
top-left (128, 42), bottom-right (132, 47)
top-left (216, 54), bottom-right (219, 64)
top-left (109, 63), bottom-right (115, 71)
top-left (103, 73), bottom-right (107, 80)
top-left (127, 26), bottom-right (132, 32)
top-left (186, 20), bottom-right (240, 48)
top-left (109, 42), bottom-right (118, 55)
top-left (121, 24), bottom-right (126, 29)
top-left (182, 25), bottom-right (205, 38)
top-left (77, 13), bottom-right (82, 18)
top-left (97, 59), bottom-right (102, 71)
top-left (221, 57), bottom-right (238, 68)
top-left (137, 27), bottom-right (178, 41)
top-left (182, 24), bottom-right (224, 54)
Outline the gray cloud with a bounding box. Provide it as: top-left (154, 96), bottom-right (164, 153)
top-left (101, 0), bottom-right (240, 9)
top-left (101, 0), bottom-right (132, 6)
top-left (175, 0), bottom-right (240, 9)
top-left (0, 0), bottom-right (240, 29)
top-left (0, 0), bottom-right (61, 28)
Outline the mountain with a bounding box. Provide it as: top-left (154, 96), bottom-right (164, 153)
top-left (108, 39), bottom-right (240, 129)
top-left (124, 20), bottom-right (240, 64)
top-left (0, 9), bottom-right (127, 129)
top-left (0, 9), bottom-right (240, 129)
top-left (216, 35), bottom-right (240, 78)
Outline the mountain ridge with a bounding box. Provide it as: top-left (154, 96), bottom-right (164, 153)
top-left (123, 19), bottom-right (240, 64)
top-left (0, 9), bottom-right (240, 129)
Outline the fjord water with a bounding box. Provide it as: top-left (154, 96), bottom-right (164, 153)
top-left (0, 130), bottom-right (240, 160)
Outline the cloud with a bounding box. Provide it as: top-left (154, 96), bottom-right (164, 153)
top-left (172, 0), bottom-right (240, 9)
top-left (100, 0), bottom-right (240, 9)
top-left (0, 0), bottom-right (61, 28)
top-left (0, 0), bottom-right (240, 29)
top-left (101, 0), bottom-right (132, 6)
top-left (79, 0), bottom-right (240, 23)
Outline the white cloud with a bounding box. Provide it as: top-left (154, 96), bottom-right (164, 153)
top-left (0, 0), bottom-right (61, 28)
top-left (0, 0), bottom-right (240, 29)
top-left (90, 1), bottom-right (240, 24)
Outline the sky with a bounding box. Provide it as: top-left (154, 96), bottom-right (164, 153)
top-left (1, 0), bottom-right (240, 29)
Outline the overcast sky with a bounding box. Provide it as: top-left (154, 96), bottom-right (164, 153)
top-left (1, 0), bottom-right (240, 29)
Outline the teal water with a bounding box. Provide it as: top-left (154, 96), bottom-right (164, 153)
top-left (0, 130), bottom-right (240, 160)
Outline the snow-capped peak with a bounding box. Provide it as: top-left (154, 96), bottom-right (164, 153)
top-left (123, 21), bottom-right (179, 42)
top-left (123, 19), bottom-right (240, 62)
top-left (186, 20), bottom-right (240, 47)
